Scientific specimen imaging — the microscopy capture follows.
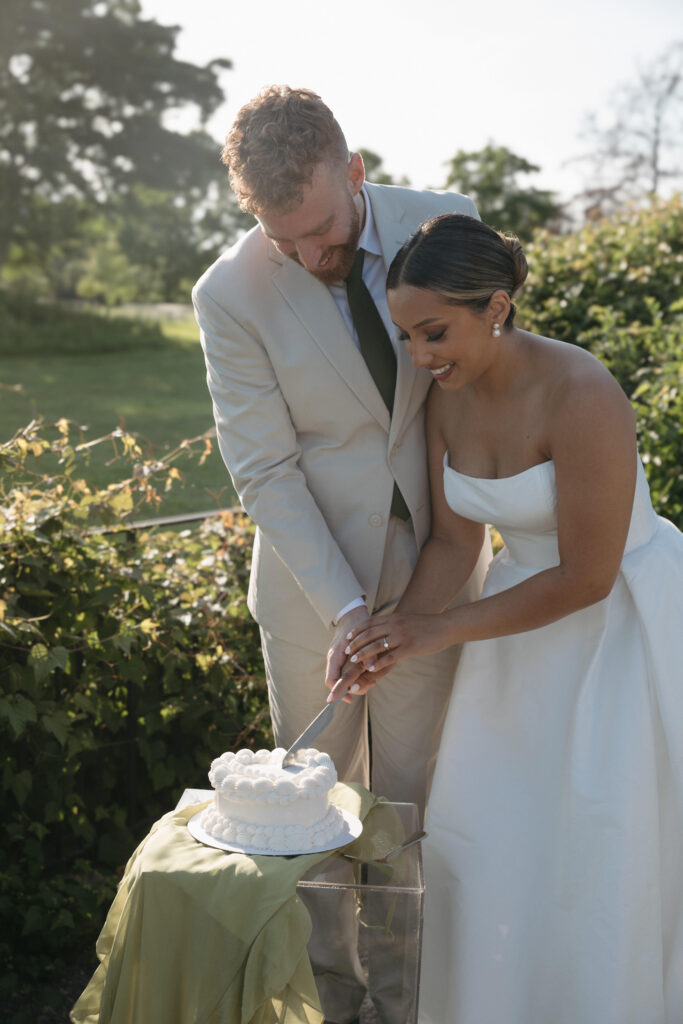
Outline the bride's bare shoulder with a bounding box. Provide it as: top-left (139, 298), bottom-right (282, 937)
top-left (526, 332), bottom-right (636, 436)
top-left (528, 331), bottom-right (626, 399)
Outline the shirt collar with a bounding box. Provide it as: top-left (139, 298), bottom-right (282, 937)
top-left (357, 186), bottom-right (382, 258)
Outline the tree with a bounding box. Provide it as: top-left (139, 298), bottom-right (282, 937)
top-left (105, 184), bottom-right (252, 302)
top-left (574, 42), bottom-right (683, 218)
top-left (442, 143), bottom-right (564, 239)
top-left (0, 0), bottom-right (232, 270)
top-left (0, 182), bottom-right (254, 304)
top-left (358, 148), bottom-right (410, 186)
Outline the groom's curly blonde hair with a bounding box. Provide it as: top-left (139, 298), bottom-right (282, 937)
top-left (222, 86), bottom-right (350, 216)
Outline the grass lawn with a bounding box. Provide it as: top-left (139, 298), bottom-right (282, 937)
top-left (0, 307), bottom-right (236, 517)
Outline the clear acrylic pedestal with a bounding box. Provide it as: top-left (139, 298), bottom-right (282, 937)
top-left (297, 801), bottom-right (424, 1024)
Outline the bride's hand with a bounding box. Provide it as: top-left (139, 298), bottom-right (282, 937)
top-left (328, 612), bottom-right (453, 701)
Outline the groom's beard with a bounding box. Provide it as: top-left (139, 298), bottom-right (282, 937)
top-left (294, 195), bottom-right (362, 285)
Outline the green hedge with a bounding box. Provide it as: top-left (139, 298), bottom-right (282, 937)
top-left (0, 423), bottom-right (270, 1014)
top-left (519, 196), bottom-right (682, 340)
top-left (518, 196), bottom-right (683, 527)
top-left (0, 292), bottom-right (169, 357)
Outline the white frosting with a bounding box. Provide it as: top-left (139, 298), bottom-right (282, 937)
top-left (199, 747), bottom-right (344, 851)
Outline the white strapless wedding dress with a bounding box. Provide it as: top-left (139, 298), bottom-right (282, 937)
top-left (419, 455), bottom-right (683, 1024)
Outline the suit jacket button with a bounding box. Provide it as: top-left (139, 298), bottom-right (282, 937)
top-left (369, 514), bottom-right (383, 527)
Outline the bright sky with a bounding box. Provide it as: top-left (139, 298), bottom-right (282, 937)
top-left (140, 0), bottom-right (680, 202)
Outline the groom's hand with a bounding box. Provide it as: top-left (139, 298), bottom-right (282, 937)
top-left (327, 658), bottom-right (391, 703)
top-left (325, 605), bottom-right (370, 702)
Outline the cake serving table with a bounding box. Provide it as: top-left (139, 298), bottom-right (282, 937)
top-left (70, 785), bottom-right (424, 1024)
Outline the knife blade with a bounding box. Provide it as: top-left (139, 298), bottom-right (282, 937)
top-left (281, 696), bottom-right (342, 769)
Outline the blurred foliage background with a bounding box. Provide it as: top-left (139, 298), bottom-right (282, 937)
top-left (0, 2), bottom-right (681, 1020)
top-left (519, 198), bottom-right (683, 528)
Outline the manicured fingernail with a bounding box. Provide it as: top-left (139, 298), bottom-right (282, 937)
top-left (350, 683), bottom-right (360, 693)
top-left (350, 654), bottom-right (358, 663)
top-left (368, 662), bottom-right (376, 671)
top-left (344, 645), bottom-right (351, 655)
top-left (346, 632), bottom-right (353, 639)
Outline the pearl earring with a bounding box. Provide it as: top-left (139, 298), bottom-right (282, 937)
top-left (492, 322), bottom-right (501, 338)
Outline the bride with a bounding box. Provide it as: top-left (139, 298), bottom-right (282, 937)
top-left (329, 214), bottom-right (683, 1024)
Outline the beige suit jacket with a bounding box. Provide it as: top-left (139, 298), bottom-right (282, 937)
top-left (193, 183), bottom-right (479, 642)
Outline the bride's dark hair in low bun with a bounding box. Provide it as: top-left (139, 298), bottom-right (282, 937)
top-left (387, 214), bottom-right (528, 328)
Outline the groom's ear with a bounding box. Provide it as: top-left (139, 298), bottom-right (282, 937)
top-left (347, 152), bottom-right (366, 195)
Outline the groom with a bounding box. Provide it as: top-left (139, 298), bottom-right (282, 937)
top-left (193, 83), bottom-right (490, 1024)
top-left (193, 85), bottom-right (489, 816)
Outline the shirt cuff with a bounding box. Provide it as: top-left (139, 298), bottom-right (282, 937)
top-left (334, 596), bottom-right (367, 625)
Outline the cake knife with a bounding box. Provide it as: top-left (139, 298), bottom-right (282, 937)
top-left (281, 693), bottom-right (345, 769)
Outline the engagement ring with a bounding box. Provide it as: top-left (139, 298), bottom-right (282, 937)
top-left (382, 637), bottom-right (390, 650)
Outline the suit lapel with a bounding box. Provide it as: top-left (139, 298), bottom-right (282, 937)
top-left (365, 184), bottom-right (424, 444)
top-left (270, 245), bottom-right (391, 430)
top-left (267, 180), bottom-right (430, 440)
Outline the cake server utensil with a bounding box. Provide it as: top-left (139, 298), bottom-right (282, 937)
top-left (342, 829), bottom-right (427, 864)
top-left (281, 694), bottom-right (344, 769)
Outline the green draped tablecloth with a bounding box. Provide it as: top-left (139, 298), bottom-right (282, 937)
top-left (70, 782), bottom-right (391, 1024)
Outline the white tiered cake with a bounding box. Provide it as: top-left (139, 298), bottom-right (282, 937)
top-left (199, 747), bottom-right (345, 853)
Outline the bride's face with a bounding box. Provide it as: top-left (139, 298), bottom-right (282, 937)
top-left (388, 284), bottom-right (496, 390)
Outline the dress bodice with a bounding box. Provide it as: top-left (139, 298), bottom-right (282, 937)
top-left (443, 452), bottom-right (659, 569)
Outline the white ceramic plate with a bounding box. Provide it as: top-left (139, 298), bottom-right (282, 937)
top-left (187, 805), bottom-right (362, 857)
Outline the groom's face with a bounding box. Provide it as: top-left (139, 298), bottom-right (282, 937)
top-left (258, 156), bottom-right (365, 284)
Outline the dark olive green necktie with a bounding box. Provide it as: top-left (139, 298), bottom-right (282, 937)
top-left (345, 248), bottom-right (410, 520)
